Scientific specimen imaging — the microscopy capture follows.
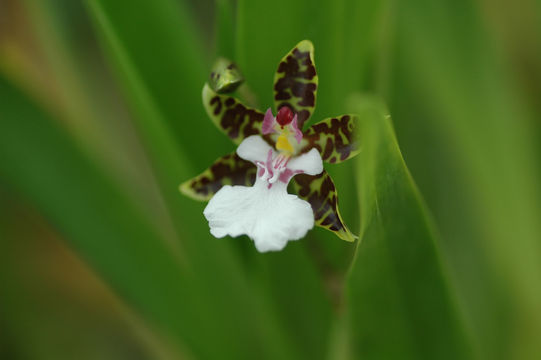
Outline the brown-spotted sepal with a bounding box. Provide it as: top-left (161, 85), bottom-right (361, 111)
top-left (301, 115), bottom-right (360, 163)
top-left (293, 171), bottom-right (356, 241)
top-left (203, 84), bottom-right (264, 145)
top-left (179, 152), bottom-right (255, 201)
top-left (273, 40), bottom-right (318, 130)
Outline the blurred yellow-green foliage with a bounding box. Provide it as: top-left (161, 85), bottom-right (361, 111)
top-left (1, 0), bottom-right (540, 359)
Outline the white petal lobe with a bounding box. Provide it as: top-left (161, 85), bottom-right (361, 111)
top-left (203, 181), bottom-right (314, 252)
top-left (236, 135), bottom-right (274, 164)
top-left (288, 148), bottom-right (323, 175)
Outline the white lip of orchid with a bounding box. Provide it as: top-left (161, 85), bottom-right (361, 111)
top-left (203, 135), bottom-right (323, 252)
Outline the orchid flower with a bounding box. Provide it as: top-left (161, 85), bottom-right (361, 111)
top-left (180, 40), bottom-right (360, 252)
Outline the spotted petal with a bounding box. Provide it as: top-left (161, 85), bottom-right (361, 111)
top-left (301, 114), bottom-right (360, 164)
top-left (202, 84), bottom-right (264, 145)
top-left (292, 171), bottom-right (356, 242)
top-left (273, 40), bottom-right (318, 130)
top-left (179, 152), bottom-right (255, 201)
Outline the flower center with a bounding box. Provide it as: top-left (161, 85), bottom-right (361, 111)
top-left (261, 107), bottom-right (304, 155)
top-left (256, 150), bottom-right (292, 188)
top-left (276, 132), bottom-right (294, 154)
top-left (275, 108), bottom-right (297, 154)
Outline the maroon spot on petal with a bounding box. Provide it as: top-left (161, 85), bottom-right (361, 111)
top-left (225, 98), bottom-right (235, 107)
top-left (274, 48), bottom-right (317, 128)
top-left (200, 177), bottom-right (210, 185)
top-left (340, 148), bottom-right (351, 161)
top-left (314, 204), bottom-right (330, 220)
top-left (294, 83), bottom-right (316, 107)
top-left (297, 110), bottom-right (311, 128)
top-left (322, 137), bottom-right (334, 160)
top-left (329, 224), bottom-right (341, 231)
top-left (242, 110), bottom-right (264, 138)
top-left (218, 101), bottom-right (264, 141)
top-left (210, 96), bottom-right (222, 115)
top-left (189, 154), bottom-right (257, 198)
top-left (320, 215), bottom-right (335, 227)
top-left (294, 173), bottom-right (315, 197)
top-left (320, 176), bottom-right (333, 199)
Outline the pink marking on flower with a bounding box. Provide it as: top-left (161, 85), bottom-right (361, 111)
top-left (266, 149), bottom-right (273, 166)
top-left (257, 162), bottom-right (265, 177)
top-left (279, 169), bottom-right (303, 184)
top-left (262, 108), bottom-right (276, 134)
top-left (275, 155), bottom-right (286, 168)
top-left (265, 149), bottom-right (274, 179)
top-left (254, 145), bottom-right (310, 189)
top-left (291, 115), bottom-right (303, 144)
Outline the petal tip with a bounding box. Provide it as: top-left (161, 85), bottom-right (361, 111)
top-left (296, 40), bottom-right (314, 52)
top-left (338, 229), bottom-right (358, 242)
top-left (179, 180), bottom-right (210, 202)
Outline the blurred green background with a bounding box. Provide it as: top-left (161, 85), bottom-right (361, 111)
top-left (1, 0), bottom-right (540, 359)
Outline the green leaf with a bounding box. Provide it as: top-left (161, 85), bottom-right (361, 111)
top-left (86, 0), bottom-right (230, 167)
top-left (0, 75), bottom-right (203, 357)
top-left (214, 0), bottom-right (237, 60)
top-left (388, 2), bottom-right (541, 357)
top-left (0, 75), bottom-right (302, 360)
top-left (345, 95), bottom-right (474, 359)
top-left (84, 2), bottom-right (301, 358)
top-left (301, 114), bottom-right (360, 164)
top-left (273, 40), bottom-right (318, 129)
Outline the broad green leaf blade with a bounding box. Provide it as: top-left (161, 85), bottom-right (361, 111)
top-left (346, 96), bottom-right (474, 359)
top-left (85, 2), bottom-right (300, 358)
top-left (0, 195), bottom-right (177, 360)
top-left (0, 76), bottom-right (205, 357)
top-left (180, 152), bottom-right (255, 201)
top-left (202, 83), bottom-right (265, 144)
top-left (0, 76), bottom-right (299, 360)
top-left (293, 171), bottom-right (356, 242)
top-left (214, 0), bottom-right (236, 60)
top-left (389, 1), bottom-right (541, 357)
top-left (301, 114), bottom-right (360, 164)
top-left (273, 40), bottom-right (318, 129)
top-left (86, 0), bottom-right (229, 166)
